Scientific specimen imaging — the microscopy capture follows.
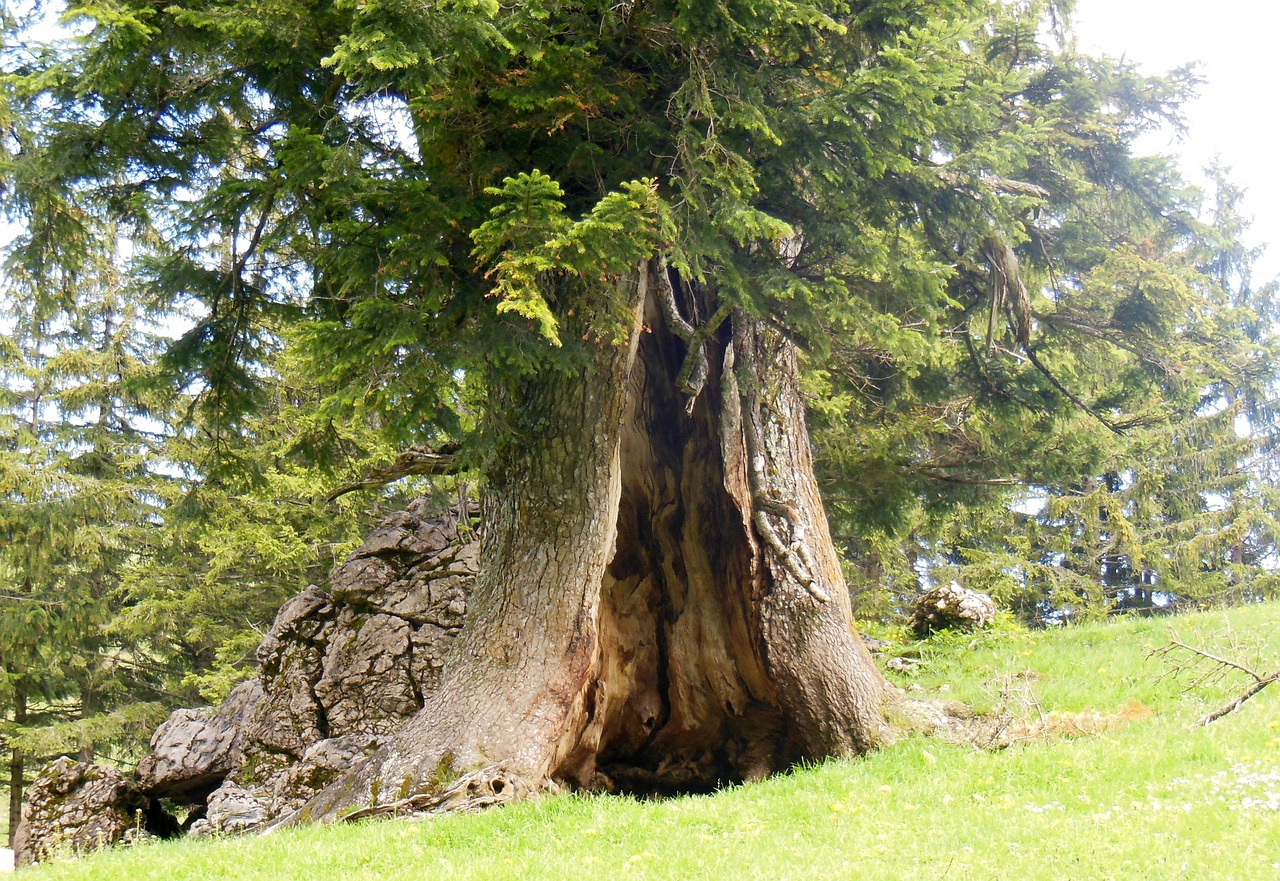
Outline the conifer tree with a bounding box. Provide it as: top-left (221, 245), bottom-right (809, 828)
top-left (872, 165), bottom-right (1280, 622)
top-left (2, 0), bottom-right (1272, 818)
top-left (0, 211), bottom-right (392, 837)
top-left (0, 220), bottom-right (173, 840)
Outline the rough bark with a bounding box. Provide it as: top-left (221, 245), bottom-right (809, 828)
top-left (291, 263), bottom-right (893, 821)
top-left (730, 318), bottom-right (892, 759)
top-left (11, 263), bottom-right (895, 846)
top-left (7, 682), bottom-right (25, 849)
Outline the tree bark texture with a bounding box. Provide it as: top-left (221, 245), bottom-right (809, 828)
top-left (8, 681), bottom-right (26, 848)
top-left (295, 264), bottom-right (891, 820)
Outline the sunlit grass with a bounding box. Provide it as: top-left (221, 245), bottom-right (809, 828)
top-left (25, 604), bottom-right (1280, 880)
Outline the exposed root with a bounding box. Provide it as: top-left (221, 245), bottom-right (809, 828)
top-left (339, 765), bottom-right (551, 823)
top-left (726, 324), bottom-right (828, 604)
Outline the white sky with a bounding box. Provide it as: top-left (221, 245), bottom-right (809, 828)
top-left (1072, 0), bottom-right (1280, 282)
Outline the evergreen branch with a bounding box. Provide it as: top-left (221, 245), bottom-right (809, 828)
top-left (0, 593), bottom-right (64, 607)
top-left (1024, 347), bottom-right (1126, 435)
top-left (231, 188), bottom-right (278, 288)
top-left (325, 442), bottom-right (465, 501)
top-left (933, 215), bottom-right (1150, 436)
top-left (960, 321), bottom-right (1045, 414)
top-left (910, 469), bottom-right (1022, 486)
top-left (1038, 312), bottom-right (1176, 375)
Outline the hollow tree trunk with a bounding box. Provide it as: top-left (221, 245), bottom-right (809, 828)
top-left (298, 263), bottom-right (891, 819)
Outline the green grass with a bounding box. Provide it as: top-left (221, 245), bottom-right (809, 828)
top-left (26, 604), bottom-right (1280, 880)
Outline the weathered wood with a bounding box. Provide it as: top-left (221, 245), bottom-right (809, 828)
top-left (1151, 635), bottom-right (1279, 727)
top-left (325, 444), bottom-right (463, 501)
top-left (1198, 673), bottom-right (1279, 726)
top-left (286, 261), bottom-right (892, 821)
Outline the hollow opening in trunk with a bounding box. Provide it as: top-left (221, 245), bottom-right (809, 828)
top-left (550, 294), bottom-right (787, 795)
top-left (292, 267), bottom-right (890, 823)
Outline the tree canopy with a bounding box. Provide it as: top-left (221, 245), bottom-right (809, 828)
top-left (7, 0), bottom-right (1268, 488)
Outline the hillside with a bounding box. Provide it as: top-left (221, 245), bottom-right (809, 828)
top-left (22, 603), bottom-right (1280, 881)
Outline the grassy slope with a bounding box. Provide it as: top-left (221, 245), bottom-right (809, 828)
top-left (26, 604), bottom-right (1280, 881)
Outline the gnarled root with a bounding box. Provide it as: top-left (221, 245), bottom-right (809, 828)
top-left (339, 765), bottom-right (552, 822)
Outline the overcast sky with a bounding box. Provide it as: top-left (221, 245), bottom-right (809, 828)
top-left (1072, 0), bottom-right (1280, 282)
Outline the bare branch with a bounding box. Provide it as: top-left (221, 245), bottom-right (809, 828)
top-left (1038, 312), bottom-right (1176, 375)
top-left (1155, 637), bottom-right (1266, 683)
top-left (937, 168), bottom-right (1051, 201)
top-left (1025, 347), bottom-right (1127, 435)
top-left (326, 443), bottom-right (464, 501)
top-left (0, 593), bottom-right (65, 607)
top-left (1150, 631), bottom-right (1278, 726)
top-left (1197, 674), bottom-right (1280, 726)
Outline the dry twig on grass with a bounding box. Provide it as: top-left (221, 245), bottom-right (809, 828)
top-left (965, 673), bottom-right (1152, 749)
top-left (1150, 630), bottom-right (1279, 726)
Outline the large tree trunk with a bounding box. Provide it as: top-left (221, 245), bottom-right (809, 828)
top-left (298, 264), bottom-right (891, 819)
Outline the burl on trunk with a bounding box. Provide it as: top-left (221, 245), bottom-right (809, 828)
top-left (298, 262), bottom-right (892, 820)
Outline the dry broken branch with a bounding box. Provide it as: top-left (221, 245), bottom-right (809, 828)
top-left (937, 168), bottom-right (1051, 201)
top-left (1197, 673), bottom-right (1280, 726)
top-left (1150, 631), bottom-right (1279, 726)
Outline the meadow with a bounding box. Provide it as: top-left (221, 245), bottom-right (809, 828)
top-left (22, 603), bottom-right (1280, 880)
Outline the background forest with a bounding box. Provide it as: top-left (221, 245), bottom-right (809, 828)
top-left (1, 0), bottom-right (1279, 846)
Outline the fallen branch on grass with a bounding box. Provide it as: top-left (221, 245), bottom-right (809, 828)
top-left (1150, 633), bottom-right (1279, 726)
top-left (1196, 671), bottom-right (1280, 726)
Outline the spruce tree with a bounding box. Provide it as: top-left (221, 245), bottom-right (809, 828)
top-left (2, 0), bottom-right (1272, 817)
top-left (0, 221), bottom-right (172, 840)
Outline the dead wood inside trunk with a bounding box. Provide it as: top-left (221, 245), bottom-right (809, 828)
top-left (291, 264), bottom-right (892, 822)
